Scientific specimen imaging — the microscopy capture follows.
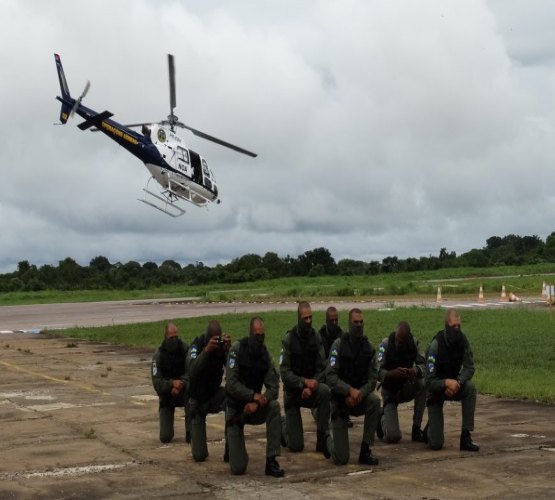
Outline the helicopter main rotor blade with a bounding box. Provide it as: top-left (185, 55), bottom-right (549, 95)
top-left (182, 124), bottom-right (257, 157)
top-left (168, 54), bottom-right (176, 112)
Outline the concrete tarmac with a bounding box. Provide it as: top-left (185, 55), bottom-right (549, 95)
top-left (1, 333), bottom-right (553, 499)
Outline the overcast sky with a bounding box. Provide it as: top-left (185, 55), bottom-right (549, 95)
top-left (1, 0), bottom-right (555, 273)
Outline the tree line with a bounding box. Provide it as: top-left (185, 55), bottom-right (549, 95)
top-left (2, 232), bottom-right (555, 292)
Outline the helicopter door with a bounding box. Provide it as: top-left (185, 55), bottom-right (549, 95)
top-left (190, 150), bottom-right (202, 184)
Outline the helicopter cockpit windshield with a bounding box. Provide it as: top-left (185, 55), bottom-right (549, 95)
top-left (201, 158), bottom-right (216, 192)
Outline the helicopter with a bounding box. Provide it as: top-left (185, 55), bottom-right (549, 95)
top-left (54, 53), bottom-right (257, 217)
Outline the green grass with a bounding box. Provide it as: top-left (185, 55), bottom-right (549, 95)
top-left (3, 262), bottom-right (555, 305)
top-left (54, 306), bottom-right (555, 403)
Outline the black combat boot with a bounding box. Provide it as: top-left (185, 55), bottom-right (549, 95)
top-left (460, 430), bottom-right (480, 452)
top-left (316, 430), bottom-right (331, 459)
top-left (358, 442), bottom-right (379, 466)
top-left (412, 424), bottom-right (425, 442)
top-left (265, 456), bottom-right (285, 478)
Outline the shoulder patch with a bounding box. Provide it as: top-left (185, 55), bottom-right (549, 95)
top-left (329, 356), bottom-right (336, 367)
top-left (190, 345), bottom-right (198, 359)
top-left (279, 348), bottom-right (284, 366)
top-left (427, 362), bottom-right (435, 374)
top-left (228, 354), bottom-right (236, 369)
top-left (152, 360), bottom-right (157, 376)
top-left (330, 348), bottom-right (338, 357)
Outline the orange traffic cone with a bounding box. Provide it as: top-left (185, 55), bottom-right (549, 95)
top-left (478, 285), bottom-right (484, 303)
top-left (436, 286), bottom-right (443, 303)
top-left (501, 285), bottom-right (507, 302)
top-left (509, 292), bottom-right (520, 302)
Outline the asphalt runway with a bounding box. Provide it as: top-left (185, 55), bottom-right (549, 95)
top-left (0, 296), bottom-right (548, 332)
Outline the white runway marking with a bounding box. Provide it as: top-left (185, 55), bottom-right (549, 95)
top-left (441, 299), bottom-right (547, 309)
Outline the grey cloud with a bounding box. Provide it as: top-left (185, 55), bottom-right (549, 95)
top-left (1, 0), bottom-right (554, 273)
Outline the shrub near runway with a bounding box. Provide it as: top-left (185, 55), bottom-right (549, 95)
top-left (57, 307), bottom-right (555, 404)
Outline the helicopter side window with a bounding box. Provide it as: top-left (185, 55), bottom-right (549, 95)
top-left (177, 146), bottom-right (189, 164)
top-left (176, 146), bottom-right (190, 175)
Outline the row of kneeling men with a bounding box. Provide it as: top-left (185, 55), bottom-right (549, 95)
top-left (151, 302), bottom-right (479, 477)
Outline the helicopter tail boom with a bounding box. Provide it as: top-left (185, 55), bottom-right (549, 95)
top-left (54, 53), bottom-right (73, 124)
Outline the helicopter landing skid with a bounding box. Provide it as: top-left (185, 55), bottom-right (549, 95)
top-left (137, 177), bottom-right (186, 217)
top-left (138, 188), bottom-right (186, 217)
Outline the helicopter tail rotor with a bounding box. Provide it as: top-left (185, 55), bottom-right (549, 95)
top-left (70, 80), bottom-right (90, 118)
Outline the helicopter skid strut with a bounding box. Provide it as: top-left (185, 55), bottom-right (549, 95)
top-left (138, 188), bottom-right (186, 218)
top-left (137, 176), bottom-right (187, 217)
top-left (137, 175), bottom-right (215, 217)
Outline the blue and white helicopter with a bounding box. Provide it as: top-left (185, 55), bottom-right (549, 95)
top-left (54, 54), bottom-right (257, 217)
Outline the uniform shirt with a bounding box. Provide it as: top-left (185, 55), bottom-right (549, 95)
top-left (225, 339), bottom-right (279, 404)
top-left (318, 324), bottom-right (344, 359)
top-left (187, 334), bottom-right (226, 401)
top-left (151, 346), bottom-right (188, 399)
top-left (377, 335), bottom-right (426, 384)
top-left (280, 327), bottom-right (327, 391)
top-left (326, 336), bottom-right (378, 400)
top-left (425, 331), bottom-right (475, 394)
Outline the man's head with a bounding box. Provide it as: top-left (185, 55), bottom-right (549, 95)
top-left (165, 322), bottom-right (179, 339)
top-left (348, 308), bottom-right (364, 339)
top-left (163, 322), bottom-right (181, 352)
top-left (250, 316), bottom-right (265, 339)
top-left (326, 306), bottom-right (339, 327)
top-left (297, 301), bottom-right (312, 334)
top-left (394, 321), bottom-right (412, 346)
top-left (445, 309), bottom-right (461, 330)
top-left (206, 320), bottom-right (222, 339)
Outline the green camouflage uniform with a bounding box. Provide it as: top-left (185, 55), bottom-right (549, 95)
top-left (225, 338), bottom-right (281, 475)
top-left (425, 329), bottom-right (476, 450)
top-left (326, 333), bottom-right (380, 465)
top-left (151, 341), bottom-right (191, 443)
top-left (280, 325), bottom-right (330, 452)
